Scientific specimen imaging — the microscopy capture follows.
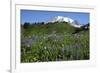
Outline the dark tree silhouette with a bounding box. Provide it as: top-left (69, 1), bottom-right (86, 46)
top-left (23, 22), bottom-right (30, 29)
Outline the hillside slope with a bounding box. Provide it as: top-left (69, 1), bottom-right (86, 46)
top-left (21, 22), bottom-right (89, 62)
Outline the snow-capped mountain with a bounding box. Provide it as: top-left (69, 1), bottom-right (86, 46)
top-left (49, 16), bottom-right (82, 28)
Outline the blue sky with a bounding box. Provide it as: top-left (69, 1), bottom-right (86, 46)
top-left (21, 10), bottom-right (90, 25)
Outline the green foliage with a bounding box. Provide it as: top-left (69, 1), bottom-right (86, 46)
top-left (21, 22), bottom-right (89, 63)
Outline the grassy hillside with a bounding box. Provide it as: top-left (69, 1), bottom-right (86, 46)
top-left (21, 22), bottom-right (89, 62)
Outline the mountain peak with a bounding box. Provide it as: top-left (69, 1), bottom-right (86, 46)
top-left (48, 16), bottom-right (82, 28)
top-left (51, 16), bottom-right (74, 23)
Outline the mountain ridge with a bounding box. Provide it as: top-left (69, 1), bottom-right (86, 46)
top-left (48, 16), bottom-right (82, 28)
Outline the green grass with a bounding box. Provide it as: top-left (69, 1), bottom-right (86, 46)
top-left (21, 22), bottom-right (89, 63)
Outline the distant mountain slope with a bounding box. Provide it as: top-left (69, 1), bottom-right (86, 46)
top-left (48, 16), bottom-right (82, 28)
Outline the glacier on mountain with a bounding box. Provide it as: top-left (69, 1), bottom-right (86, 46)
top-left (49, 16), bottom-right (82, 28)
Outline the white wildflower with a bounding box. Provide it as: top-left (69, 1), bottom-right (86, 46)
top-left (44, 46), bottom-right (47, 49)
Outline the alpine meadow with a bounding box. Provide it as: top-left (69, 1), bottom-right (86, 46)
top-left (21, 10), bottom-right (90, 63)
